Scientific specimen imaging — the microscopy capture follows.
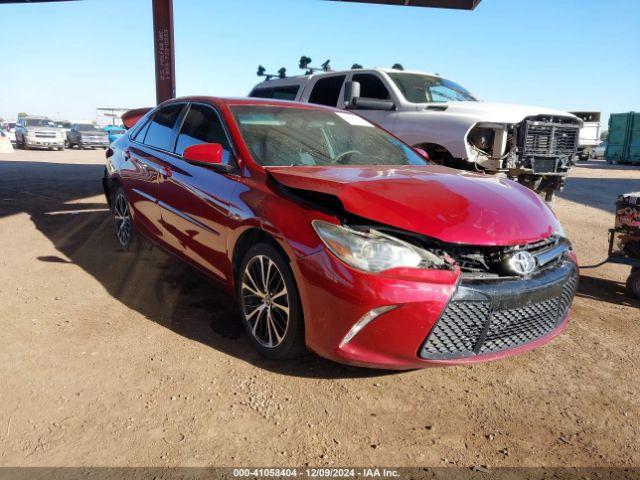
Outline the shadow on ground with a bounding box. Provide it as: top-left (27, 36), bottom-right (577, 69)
top-left (577, 274), bottom-right (640, 308)
top-left (1, 160), bottom-right (391, 379)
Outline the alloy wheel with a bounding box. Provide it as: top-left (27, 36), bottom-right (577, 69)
top-left (240, 255), bottom-right (290, 348)
top-left (113, 192), bottom-right (133, 247)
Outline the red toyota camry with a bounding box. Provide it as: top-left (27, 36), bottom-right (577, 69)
top-left (103, 97), bottom-right (577, 369)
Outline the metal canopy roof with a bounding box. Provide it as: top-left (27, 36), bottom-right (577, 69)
top-left (330, 0), bottom-right (481, 9)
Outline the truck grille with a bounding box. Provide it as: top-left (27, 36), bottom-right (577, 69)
top-left (35, 132), bottom-right (57, 138)
top-left (522, 119), bottom-right (579, 157)
top-left (419, 263), bottom-right (577, 360)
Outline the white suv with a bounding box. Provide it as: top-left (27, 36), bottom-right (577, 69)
top-left (249, 66), bottom-right (582, 200)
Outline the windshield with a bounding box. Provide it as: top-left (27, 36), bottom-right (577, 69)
top-left (231, 106), bottom-right (427, 167)
top-left (56, 122), bottom-right (71, 128)
top-left (25, 118), bottom-right (56, 127)
top-left (388, 72), bottom-right (477, 103)
top-left (78, 124), bottom-right (98, 131)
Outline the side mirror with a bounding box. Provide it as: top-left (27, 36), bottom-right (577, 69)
top-left (183, 143), bottom-right (235, 173)
top-left (414, 148), bottom-right (429, 160)
top-left (343, 81), bottom-right (361, 108)
top-left (351, 97), bottom-right (396, 111)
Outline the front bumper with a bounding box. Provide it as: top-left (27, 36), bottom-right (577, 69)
top-left (294, 249), bottom-right (578, 369)
top-left (25, 137), bottom-right (64, 148)
top-left (79, 139), bottom-right (109, 148)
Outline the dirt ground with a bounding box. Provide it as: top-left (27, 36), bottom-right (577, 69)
top-left (0, 149), bottom-right (638, 468)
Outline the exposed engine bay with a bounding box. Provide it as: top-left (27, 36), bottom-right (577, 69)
top-left (467, 115), bottom-right (581, 201)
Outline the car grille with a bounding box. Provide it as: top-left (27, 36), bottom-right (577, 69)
top-left (35, 132), bottom-right (56, 138)
top-left (521, 118), bottom-right (579, 158)
top-left (419, 262), bottom-right (577, 360)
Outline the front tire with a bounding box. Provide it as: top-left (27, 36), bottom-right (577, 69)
top-left (238, 243), bottom-right (306, 360)
top-left (626, 269), bottom-right (640, 299)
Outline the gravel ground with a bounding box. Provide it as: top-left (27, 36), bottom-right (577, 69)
top-left (0, 149), bottom-right (638, 468)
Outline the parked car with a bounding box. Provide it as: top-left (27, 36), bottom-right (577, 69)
top-left (591, 141), bottom-right (607, 160)
top-left (14, 116), bottom-right (65, 150)
top-left (67, 123), bottom-right (109, 149)
top-left (1, 121), bottom-right (17, 144)
top-left (104, 125), bottom-right (126, 143)
top-left (104, 97), bottom-right (578, 369)
top-left (249, 65), bottom-right (583, 201)
top-left (54, 121), bottom-right (72, 147)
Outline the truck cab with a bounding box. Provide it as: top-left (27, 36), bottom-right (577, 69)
top-left (250, 66), bottom-right (582, 201)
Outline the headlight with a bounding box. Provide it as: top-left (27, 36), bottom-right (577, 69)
top-left (554, 221), bottom-right (566, 239)
top-left (312, 220), bottom-right (444, 273)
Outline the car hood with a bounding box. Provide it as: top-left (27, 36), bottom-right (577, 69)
top-left (418, 101), bottom-right (582, 126)
top-left (267, 165), bottom-right (560, 246)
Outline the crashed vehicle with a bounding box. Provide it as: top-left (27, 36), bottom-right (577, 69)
top-left (104, 97), bottom-right (578, 369)
top-left (249, 65), bottom-right (583, 201)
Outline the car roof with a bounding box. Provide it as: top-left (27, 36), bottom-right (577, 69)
top-left (251, 67), bottom-right (442, 88)
top-left (162, 96), bottom-right (342, 112)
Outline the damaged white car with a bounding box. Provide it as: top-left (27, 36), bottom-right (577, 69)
top-left (249, 63), bottom-right (582, 201)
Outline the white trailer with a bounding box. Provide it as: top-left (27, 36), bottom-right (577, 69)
top-left (571, 111), bottom-right (601, 160)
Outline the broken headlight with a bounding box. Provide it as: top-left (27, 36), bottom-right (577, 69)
top-left (467, 126), bottom-right (495, 153)
top-left (312, 220), bottom-right (444, 273)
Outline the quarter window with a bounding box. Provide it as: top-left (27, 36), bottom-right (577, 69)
top-left (250, 86), bottom-right (300, 101)
top-left (308, 75), bottom-right (346, 107)
top-left (175, 104), bottom-right (232, 162)
top-left (143, 104), bottom-right (184, 151)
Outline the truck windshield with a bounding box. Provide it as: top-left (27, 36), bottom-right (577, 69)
top-left (388, 72), bottom-right (477, 103)
top-left (25, 119), bottom-right (56, 127)
top-left (231, 106), bottom-right (428, 167)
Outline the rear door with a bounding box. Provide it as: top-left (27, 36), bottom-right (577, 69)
top-left (122, 103), bottom-right (186, 241)
top-left (157, 102), bottom-right (240, 281)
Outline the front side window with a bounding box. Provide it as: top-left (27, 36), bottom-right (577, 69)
top-left (308, 75), bottom-right (346, 107)
top-left (174, 104), bottom-right (232, 163)
top-left (231, 105), bottom-right (427, 167)
top-left (388, 72), bottom-right (477, 103)
top-left (353, 73), bottom-right (390, 100)
top-left (143, 103), bottom-right (184, 151)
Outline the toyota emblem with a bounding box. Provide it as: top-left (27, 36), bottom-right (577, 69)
top-left (506, 251), bottom-right (537, 276)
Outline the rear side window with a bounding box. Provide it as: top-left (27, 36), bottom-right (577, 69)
top-left (143, 104), bottom-right (184, 151)
top-left (353, 73), bottom-right (390, 100)
top-left (251, 86), bottom-right (300, 101)
top-left (308, 75), bottom-right (346, 107)
top-left (174, 104), bottom-right (232, 161)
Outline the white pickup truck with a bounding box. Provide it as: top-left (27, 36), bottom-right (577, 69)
top-left (249, 66), bottom-right (582, 200)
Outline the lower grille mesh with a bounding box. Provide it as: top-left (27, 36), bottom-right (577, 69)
top-left (421, 274), bottom-right (577, 360)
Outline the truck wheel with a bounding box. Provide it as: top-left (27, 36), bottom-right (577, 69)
top-left (626, 270), bottom-right (640, 299)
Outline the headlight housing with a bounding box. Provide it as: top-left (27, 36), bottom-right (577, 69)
top-left (312, 220), bottom-right (445, 273)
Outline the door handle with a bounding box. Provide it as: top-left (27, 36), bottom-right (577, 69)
top-left (123, 149), bottom-right (131, 160)
top-left (162, 165), bottom-right (173, 178)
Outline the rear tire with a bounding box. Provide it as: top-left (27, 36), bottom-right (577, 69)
top-left (237, 243), bottom-right (306, 360)
top-left (111, 186), bottom-right (145, 252)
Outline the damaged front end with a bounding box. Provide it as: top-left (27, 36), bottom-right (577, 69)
top-left (467, 115), bottom-right (581, 200)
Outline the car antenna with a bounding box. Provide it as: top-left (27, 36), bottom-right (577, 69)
top-left (257, 65), bottom-right (288, 81)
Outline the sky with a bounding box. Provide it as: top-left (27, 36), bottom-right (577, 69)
top-left (0, 0), bottom-right (639, 128)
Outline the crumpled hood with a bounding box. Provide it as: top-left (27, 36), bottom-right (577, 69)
top-left (268, 165), bottom-right (560, 246)
top-left (419, 101), bottom-right (582, 126)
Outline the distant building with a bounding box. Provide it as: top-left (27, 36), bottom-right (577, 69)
top-left (96, 107), bottom-right (130, 127)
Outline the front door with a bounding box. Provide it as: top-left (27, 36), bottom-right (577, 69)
top-left (157, 103), bottom-right (239, 281)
